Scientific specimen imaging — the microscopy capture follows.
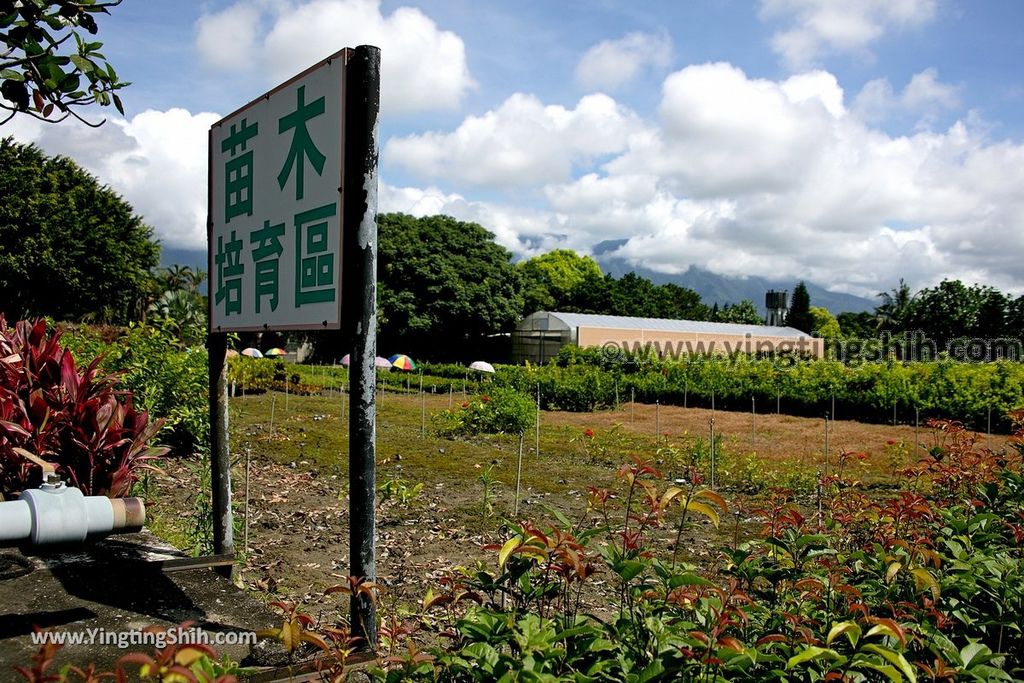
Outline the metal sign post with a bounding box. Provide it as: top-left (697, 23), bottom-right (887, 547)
top-left (343, 45), bottom-right (381, 647)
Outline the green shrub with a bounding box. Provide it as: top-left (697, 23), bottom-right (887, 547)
top-left (62, 323), bottom-right (209, 454)
top-left (227, 355), bottom-right (275, 394)
top-left (0, 318), bottom-right (168, 497)
top-left (434, 387), bottom-right (536, 437)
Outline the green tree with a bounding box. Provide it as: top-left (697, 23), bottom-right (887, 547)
top-left (717, 299), bottom-right (762, 325)
top-left (837, 310), bottom-right (876, 339)
top-left (652, 283), bottom-right (710, 321)
top-left (786, 281), bottom-right (814, 333)
top-left (875, 278), bottom-right (916, 332)
top-left (378, 213), bottom-right (523, 359)
top-left (809, 306), bottom-right (842, 339)
top-left (903, 279), bottom-right (983, 347)
top-left (519, 249), bottom-right (602, 314)
top-left (0, 138), bottom-right (160, 322)
top-left (1, 0), bottom-right (127, 125)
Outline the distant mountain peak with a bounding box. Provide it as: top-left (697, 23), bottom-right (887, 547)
top-left (597, 259), bottom-right (874, 314)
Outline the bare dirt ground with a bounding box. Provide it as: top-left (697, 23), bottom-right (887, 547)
top-left (148, 390), bottom-right (1013, 628)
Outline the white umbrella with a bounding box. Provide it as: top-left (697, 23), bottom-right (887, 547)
top-left (469, 360), bottom-right (495, 373)
top-left (241, 348), bottom-right (263, 358)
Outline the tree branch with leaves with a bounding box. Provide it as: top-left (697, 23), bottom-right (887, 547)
top-left (1, 0), bottom-right (128, 126)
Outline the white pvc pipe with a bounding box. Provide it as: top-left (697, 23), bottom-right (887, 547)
top-left (0, 478), bottom-right (144, 546)
top-left (0, 500), bottom-right (32, 542)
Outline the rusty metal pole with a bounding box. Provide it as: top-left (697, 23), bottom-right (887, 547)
top-left (345, 44), bottom-right (380, 648)
top-left (207, 332), bottom-right (234, 577)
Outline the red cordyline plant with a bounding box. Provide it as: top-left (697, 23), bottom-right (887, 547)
top-left (0, 317), bottom-right (167, 498)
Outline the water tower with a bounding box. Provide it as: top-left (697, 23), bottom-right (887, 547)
top-left (765, 290), bottom-right (788, 327)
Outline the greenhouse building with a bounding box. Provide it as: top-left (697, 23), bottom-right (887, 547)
top-left (512, 311), bottom-right (821, 364)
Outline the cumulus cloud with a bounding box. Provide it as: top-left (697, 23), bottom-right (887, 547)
top-left (760, 0), bottom-right (938, 68)
top-left (853, 68), bottom-right (961, 123)
top-left (386, 61), bottom-right (1024, 296)
top-left (10, 109), bottom-right (219, 251)
top-left (195, 3), bottom-right (262, 71)
top-left (195, 0), bottom-right (474, 114)
top-left (385, 92), bottom-right (644, 187)
top-left (575, 30), bottom-right (673, 91)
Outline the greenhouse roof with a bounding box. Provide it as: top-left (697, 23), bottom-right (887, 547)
top-left (541, 312), bottom-right (810, 338)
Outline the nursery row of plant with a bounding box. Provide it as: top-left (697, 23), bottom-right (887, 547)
top-left (486, 348), bottom-right (1024, 432)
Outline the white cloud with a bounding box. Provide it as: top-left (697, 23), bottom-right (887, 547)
top-left (575, 30), bottom-right (673, 91)
top-left (9, 109), bottom-right (219, 252)
top-left (383, 60), bottom-right (1024, 297)
top-left (853, 68), bottom-right (961, 123)
top-left (195, 3), bottom-right (262, 71)
top-left (385, 92), bottom-right (643, 187)
top-left (195, 0), bottom-right (474, 115)
top-left (761, 0), bottom-right (938, 68)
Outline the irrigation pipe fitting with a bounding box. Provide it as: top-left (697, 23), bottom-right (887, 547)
top-left (0, 473), bottom-right (145, 546)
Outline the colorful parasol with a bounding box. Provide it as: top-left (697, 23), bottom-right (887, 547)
top-left (388, 354), bottom-right (416, 371)
top-left (241, 348), bottom-right (263, 358)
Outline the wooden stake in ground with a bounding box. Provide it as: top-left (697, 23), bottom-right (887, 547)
top-left (448, 384), bottom-right (453, 409)
top-left (630, 387), bottom-right (635, 423)
top-left (419, 372), bottom-right (425, 438)
top-left (285, 379), bottom-right (289, 413)
top-left (513, 432), bottom-right (525, 518)
top-left (915, 407), bottom-right (920, 457)
top-left (243, 446), bottom-right (251, 554)
top-left (656, 400), bottom-right (661, 441)
top-left (614, 380), bottom-right (619, 409)
top-left (535, 383), bottom-right (541, 457)
top-left (269, 394), bottom-right (277, 437)
top-left (987, 405), bottom-right (992, 448)
top-left (709, 416), bottom-right (716, 490)
top-left (751, 396), bottom-right (756, 449)
top-left (684, 381), bottom-right (688, 409)
top-left (823, 412), bottom-right (830, 479)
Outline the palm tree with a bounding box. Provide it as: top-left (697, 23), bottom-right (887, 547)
top-left (875, 278), bottom-right (915, 331)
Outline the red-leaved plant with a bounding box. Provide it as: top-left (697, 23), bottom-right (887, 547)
top-left (0, 317), bottom-right (167, 498)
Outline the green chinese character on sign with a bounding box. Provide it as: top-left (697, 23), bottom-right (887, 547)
top-left (250, 219), bottom-right (285, 314)
top-left (294, 203), bottom-right (337, 307)
top-left (277, 85), bottom-right (326, 201)
top-left (221, 118), bottom-right (259, 223)
top-left (214, 230), bottom-right (244, 316)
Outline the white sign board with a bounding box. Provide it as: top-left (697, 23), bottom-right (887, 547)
top-left (209, 52), bottom-right (345, 331)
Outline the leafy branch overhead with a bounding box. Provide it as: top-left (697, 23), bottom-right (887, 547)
top-left (1, 0), bottom-right (128, 126)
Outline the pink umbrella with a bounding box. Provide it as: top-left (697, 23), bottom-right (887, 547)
top-left (341, 354), bottom-right (393, 369)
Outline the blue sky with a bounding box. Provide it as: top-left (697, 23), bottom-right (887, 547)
top-left (6, 0), bottom-right (1024, 298)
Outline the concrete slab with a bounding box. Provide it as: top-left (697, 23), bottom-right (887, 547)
top-left (0, 531), bottom-right (278, 677)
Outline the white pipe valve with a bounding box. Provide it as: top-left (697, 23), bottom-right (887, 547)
top-left (0, 476), bottom-right (145, 546)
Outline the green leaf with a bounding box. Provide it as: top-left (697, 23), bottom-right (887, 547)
top-left (862, 644), bottom-right (916, 683)
top-left (1, 69), bottom-right (25, 82)
top-left (826, 621), bottom-right (862, 648)
top-left (616, 559), bottom-right (646, 581)
top-left (498, 537), bottom-right (521, 568)
top-left (70, 54), bottom-right (94, 73)
top-left (787, 646), bottom-right (844, 669)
